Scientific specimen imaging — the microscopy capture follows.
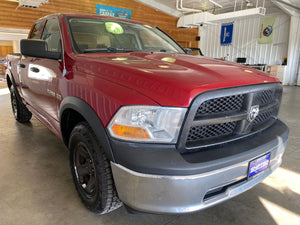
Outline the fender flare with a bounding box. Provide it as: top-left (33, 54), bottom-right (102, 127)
top-left (5, 69), bottom-right (22, 101)
top-left (60, 96), bottom-right (115, 162)
top-left (5, 69), bottom-right (13, 87)
top-left (5, 68), bottom-right (14, 87)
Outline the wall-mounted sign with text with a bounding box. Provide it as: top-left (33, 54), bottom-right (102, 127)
top-left (96, 4), bottom-right (131, 19)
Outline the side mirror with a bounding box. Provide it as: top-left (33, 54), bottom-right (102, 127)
top-left (20, 39), bottom-right (61, 60)
top-left (190, 47), bottom-right (204, 56)
top-left (183, 47), bottom-right (193, 55)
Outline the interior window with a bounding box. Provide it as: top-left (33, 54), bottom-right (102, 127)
top-left (29, 22), bottom-right (43, 39)
top-left (41, 19), bottom-right (62, 52)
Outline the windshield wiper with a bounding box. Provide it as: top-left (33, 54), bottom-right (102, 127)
top-left (142, 49), bottom-right (177, 53)
top-left (83, 47), bottom-right (145, 53)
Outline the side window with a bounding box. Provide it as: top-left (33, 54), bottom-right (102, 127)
top-left (29, 22), bottom-right (43, 39)
top-left (41, 19), bottom-right (62, 52)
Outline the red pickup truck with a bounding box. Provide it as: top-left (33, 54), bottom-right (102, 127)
top-left (6, 14), bottom-right (289, 214)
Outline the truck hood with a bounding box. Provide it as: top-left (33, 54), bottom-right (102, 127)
top-left (76, 52), bottom-right (279, 107)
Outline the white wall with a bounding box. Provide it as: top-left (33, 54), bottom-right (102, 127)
top-left (200, 13), bottom-right (290, 65)
top-left (286, 15), bottom-right (300, 86)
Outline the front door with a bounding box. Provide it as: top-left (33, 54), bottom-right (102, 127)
top-left (20, 18), bottom-right (63, 122)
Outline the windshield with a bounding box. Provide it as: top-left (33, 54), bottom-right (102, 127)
top-left (66, 17), bottom-right (185, 54)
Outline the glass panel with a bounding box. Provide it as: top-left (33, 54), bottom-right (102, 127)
top-left (41, 19), bottom-right (62, 53)
top-left (29, 22), bottom-right (43, 39)
top-left (67, 17), bottom-right (184, 54)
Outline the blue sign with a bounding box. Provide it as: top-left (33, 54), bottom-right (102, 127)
top-left (96, 4), bottom-right (131, 19)
top-left (248, 154), bottom-right (271, 178)
top-left (220, 22), bottom-right (234, 46)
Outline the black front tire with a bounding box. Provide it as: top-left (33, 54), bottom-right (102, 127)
top-left (9, 86), bottom-right (32, 123)
top-left (69, 122), bottom-right (122, 214)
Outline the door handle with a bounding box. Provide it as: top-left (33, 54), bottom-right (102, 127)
top-left (18, 63), bottom-right (26, 68)
top-left (30, 67), bottom-right (40, 73)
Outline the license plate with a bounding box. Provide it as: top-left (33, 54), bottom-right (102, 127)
top-left (248, 154), bottom-right (271, 179)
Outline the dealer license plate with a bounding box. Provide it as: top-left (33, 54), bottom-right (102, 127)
top-left (248, 154), bottom-right (271, 179)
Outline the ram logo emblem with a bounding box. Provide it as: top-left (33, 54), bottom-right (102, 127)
top-left (248, 105), bottom-right (259, 122)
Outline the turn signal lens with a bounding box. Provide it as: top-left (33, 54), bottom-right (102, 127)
top-left (112, 124), bottom-right (150, 139)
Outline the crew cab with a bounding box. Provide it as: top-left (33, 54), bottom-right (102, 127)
top-left (5, 14), bottom-right (289, 214)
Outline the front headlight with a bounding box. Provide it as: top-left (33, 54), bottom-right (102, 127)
top-left (107, 106), bottom-right (187, 143)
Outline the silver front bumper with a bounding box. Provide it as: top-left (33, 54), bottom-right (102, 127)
top-left (111, 138), bottom-right (286, 214)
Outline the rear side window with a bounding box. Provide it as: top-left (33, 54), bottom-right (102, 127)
top-left (41, 19), bottom-right (62, 53)
top-left (29, 22), bottom-right (43, 39)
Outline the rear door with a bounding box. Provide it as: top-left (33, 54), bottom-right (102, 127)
top-left (19, 18), bottom-right (63, 122)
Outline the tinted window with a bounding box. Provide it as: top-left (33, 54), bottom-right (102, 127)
top-left (41, 19), bottom-right (62, 52)
top-left (29, 22), bottom-right (43, 39)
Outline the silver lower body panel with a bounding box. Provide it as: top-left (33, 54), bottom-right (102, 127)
top-left (111, 139), bottom-right (286, 214)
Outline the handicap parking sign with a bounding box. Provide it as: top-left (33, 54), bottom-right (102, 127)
top-left (221, 22), bottom-right (234, 46)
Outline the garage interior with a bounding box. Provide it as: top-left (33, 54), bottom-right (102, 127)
top-left (0, 0), bottom-right (299, 224)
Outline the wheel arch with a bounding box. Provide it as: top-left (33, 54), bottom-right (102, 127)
top-left (6, 70), bottom-right (13, 89)
top-left (6, 68), bottom-right (14, 88)
top-left (5, 69), bottom-right (22, 102)
top-left (60, 96), bottom-right (115, 162)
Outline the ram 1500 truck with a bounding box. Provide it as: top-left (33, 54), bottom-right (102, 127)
top-left (6, 14), bottom-right (289, 214)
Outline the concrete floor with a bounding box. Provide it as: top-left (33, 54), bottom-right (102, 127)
top-left (0, 86), bottom-right (299, 225)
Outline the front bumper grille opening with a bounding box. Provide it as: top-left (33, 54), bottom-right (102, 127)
top-left (203, 178), bottom-right (247, 201)
top-left (187, 122), bottom-right (237, 142)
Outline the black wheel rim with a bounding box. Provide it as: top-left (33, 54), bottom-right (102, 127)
top-left (73, 142), bottom-right (97, 199)
top-left (11, 91), bottom-right (18, 118)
